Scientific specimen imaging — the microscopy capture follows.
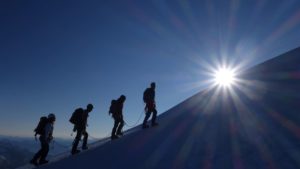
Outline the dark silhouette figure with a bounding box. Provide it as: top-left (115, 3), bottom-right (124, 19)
top-left (30, 113), bottom-right (56, 166)
top-left (71, 104), bottom-right (93, 155)
top-left (142, 82), bottom-right (158, 128)
top-left (110, 95), bottom-right (126, 140)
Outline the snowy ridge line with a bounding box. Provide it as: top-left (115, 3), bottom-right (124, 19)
top-left (16, 126), bottom-right (141, 169)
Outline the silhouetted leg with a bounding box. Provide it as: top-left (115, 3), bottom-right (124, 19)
top-left (82, 131), bottom-right (88, 149)
top-left (39, 138), bottom-right (49, 163)
top-left (143, 111), bottom-right (151, 126)
top-left (31, 136), bottom-right (45, 162)
top-left (111, 118), bottom-right (119, 137)
top-left (32, 150), bottom-right (41, 162)
top-left (151, 109), bottom-right (157, 125)
top-left (116, 119), bottom-right (124, 135)
top-left (32, 152), bottom-right (40, 163)
top-left (72, 130), bottom-right (82, 153)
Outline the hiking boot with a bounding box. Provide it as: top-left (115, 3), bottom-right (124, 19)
top-left (111, 135), bottom-right (119, 140)
top-left (82, 146), bottom-right (88, 150)
top-left (152, 122), bottom-right (158, 127)
top-left (142, 124), bottom-right (149, 129)
top-left (71, 149), bottom-right (81, 155)
top-left (30, 159), bottom-right (38, 166)
top-left (39, 160), bottom-right (49, 165)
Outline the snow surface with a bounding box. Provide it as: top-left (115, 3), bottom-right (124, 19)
top-left (20, 47), bottom-right (300, 169)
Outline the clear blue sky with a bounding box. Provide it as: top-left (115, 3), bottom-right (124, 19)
top-left (1, 0), bottom-right (300, 138)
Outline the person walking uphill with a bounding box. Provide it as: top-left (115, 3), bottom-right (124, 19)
top-left (142, 82), bottom-right (158, 128)
top-left (30, 113), bottom-right (56, 166)
top-left (70, 104), bottom-right (93, 155)
top-left (109, 95), bottom-right (126, 140)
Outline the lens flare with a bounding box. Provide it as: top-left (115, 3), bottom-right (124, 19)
top-left (214, 68), bottom-right (236, 87)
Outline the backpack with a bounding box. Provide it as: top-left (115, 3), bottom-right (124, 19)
top-left (109, 100), bottom-right (118, 115)
top-left (34, 116), bottom-right (48, 136)
top-left (69, 108), bottom-right (84, 125)
top-left (143, 88), bottom-right (150, 103)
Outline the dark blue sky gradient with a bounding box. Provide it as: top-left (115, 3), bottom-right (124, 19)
top-left (1, 0), bottom-right (300, 137)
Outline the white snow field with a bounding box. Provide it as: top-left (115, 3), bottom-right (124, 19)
top-left (21, 47), bottom-right (300, 169)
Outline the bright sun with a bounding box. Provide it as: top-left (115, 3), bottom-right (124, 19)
top-left (214, 68), bottom-right (236, 87)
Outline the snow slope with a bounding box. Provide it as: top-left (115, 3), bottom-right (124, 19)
top-left (38, 47), bottom-right (300, 169)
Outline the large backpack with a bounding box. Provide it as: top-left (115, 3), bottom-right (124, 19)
top-left (34, 116), bottom-right (48, 136)
top-left (69, 108), bottom-right (84, 125)
top-left (109, 100), bottom-right (118, 115)
top-left (143, 88), bottom-right (151, 103)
